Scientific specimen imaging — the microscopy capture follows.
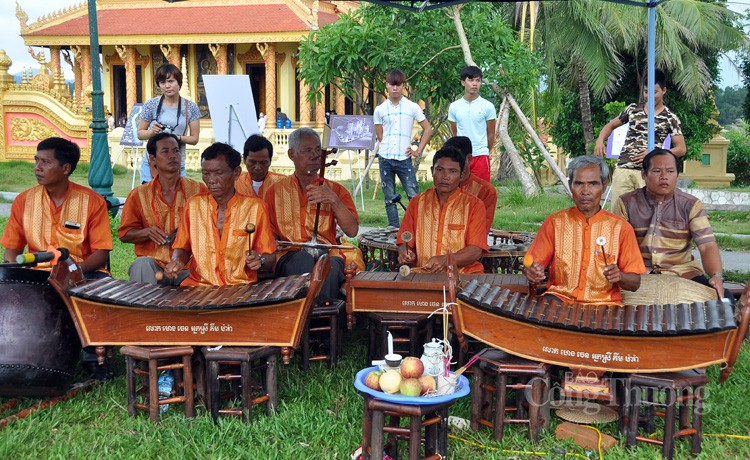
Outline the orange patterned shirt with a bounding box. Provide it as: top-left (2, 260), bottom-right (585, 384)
top-left (396, 188), bottom-right (488, 274)
top-left (2, 182), bottom-right (112, 269)
top-left (234, 171), bottom-right (285, 199)
top-left (118, 176), bottom-right (206, 267)
top-left (527, 207), bottom-right (646, 305)
top-left (173, 192), bottom-right (276, 286)
top-left (264, 175), bottom-right (364, 270)
top-left (460, 173), bottom-right (497, 234)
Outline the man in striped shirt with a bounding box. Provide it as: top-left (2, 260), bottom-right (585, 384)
top-left (374, 69), bottom-right (432, 227)
top-left (613, 148), bottom-right (725, 298)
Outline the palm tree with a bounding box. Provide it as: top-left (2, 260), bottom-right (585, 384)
top-left (536, 0), bottom-right (746, 150)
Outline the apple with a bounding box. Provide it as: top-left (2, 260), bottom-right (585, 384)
top-left (418, 375), bottom-right (436, 395)
top-left (364, 370), bottom-right (383, 391)
top-left (399, 357), bottom-right (425, 379)
top-left (400, 378), bottom-right (422, 397)
top-left (379, 370), bottom-right (402, 394)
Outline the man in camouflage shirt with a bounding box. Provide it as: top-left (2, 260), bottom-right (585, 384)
top-left (595, 70), bottom-right (685, 206)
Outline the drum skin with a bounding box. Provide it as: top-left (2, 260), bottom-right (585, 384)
top-left (0, 267), bottom-right (81, 397)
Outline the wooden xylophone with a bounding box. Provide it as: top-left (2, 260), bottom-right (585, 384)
top-left (357, 228), bottom-right (535, 274)
top-left (344, 270), bottom-right (527, 329)
top-left (48, 256), bottom-right (331, 364)
top-left (451, 278), bottom-right (750, 378)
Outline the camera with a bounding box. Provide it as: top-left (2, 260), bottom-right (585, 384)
top-left (162, 126), bottom-right (173, 134)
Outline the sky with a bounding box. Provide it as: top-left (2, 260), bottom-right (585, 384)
top-left (0, 0), bottom-right (747, 86)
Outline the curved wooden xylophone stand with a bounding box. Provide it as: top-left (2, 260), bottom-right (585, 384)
top-left (49, 256), bottom-right (332, 365)
top-left (720, 281), bottom-right (750, 382)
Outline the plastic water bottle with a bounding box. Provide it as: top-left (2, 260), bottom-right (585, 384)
top-left (158, 370), bottom-right (174, 413)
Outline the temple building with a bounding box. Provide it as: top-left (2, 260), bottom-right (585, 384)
top-left (1, 0), bottom-right (360, 167)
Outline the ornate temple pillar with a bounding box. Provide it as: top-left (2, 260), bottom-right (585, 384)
top-left (80, 46), bottom-right (92, 107)
top-left (160, 44), bottom-right (181, 67)
top-left (315, 84), bottom-right (326, 124)
top-left (335, 79), bottom-right (345, 115)
top-left (115, 45), bottom-right (137, 115)
top-left (362, 80), bottom-right (370, 115)
top-left (209, 44), bottom-right (227, 75)
top-left (69, 46), bottom-right (83, 108)
top-left (299, 80), bottom-right (312, 124)
top-left (257, 43), bottom-right (277, 128)
top-left (49, 46), bottom-right (61, 82)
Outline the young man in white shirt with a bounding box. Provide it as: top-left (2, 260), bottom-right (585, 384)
top-left (448, 65), bottom-right (497, 183)
top-left (374, 69), bottom-right (433, 227)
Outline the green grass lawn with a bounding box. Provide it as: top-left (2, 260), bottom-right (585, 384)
top-left (0, 165), bottom-right (748, 458)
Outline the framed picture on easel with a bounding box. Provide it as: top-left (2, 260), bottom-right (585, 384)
top-left (327, 115), bottom-right (376, 150)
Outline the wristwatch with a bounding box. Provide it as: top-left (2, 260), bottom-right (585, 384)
top-left (258, 255), bottom-right (266, 267)
top-left (711, 272), bottom-right (724, 281)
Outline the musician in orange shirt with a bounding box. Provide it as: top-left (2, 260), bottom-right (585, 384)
top-left (235, 134), bottom-right (285, 199)
top-left (163, 143), bottom-right (276, 286)
top-left (118, 133), bottom-right (206, 284)
top-left (524, 155), bottom-right (646, 305)
top-left (264, 128), bottom-right (360, 302)
top-left (443, 136), bottom-right (497, 233)
top-left (1, 137), bottom-right (114, 380)
top-left (2, 137), bottom-right (112, 275)
top-left (396, 146), bottom-right (488, 274)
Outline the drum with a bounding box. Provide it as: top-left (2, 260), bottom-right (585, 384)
top-left (0, 267), bottom-right (81, 397)
top-left (482, 229), bottom-right (535, 274)
top-left (358, 228), bottom-right (399, 271)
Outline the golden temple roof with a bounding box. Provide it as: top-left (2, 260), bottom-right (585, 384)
top-left (19, 0), bottom-right (355, 46)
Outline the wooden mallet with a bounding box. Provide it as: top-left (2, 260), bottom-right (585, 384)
top-left (523, 253), bottom-right (538, 297)
top-left (398, 231), bottom-right (416, 276)
top-left (245, 223), bottom-right (256, 259)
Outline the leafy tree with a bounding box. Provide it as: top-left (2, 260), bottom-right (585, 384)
top-left (297, 3), bottom-right (539, 134)
top-left (724, 126), bottom-right (750, 186)
top-left (714, 86), bottom-right (747, 126)
top-left (538, 0), bottom-right (746, 154)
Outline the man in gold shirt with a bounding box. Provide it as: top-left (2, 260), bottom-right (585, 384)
top-left (163, 143), bottom-right (276, 286)
top-left (396, 146), bottom-right (488, 274)
top-left (524, 156), bottom-right (645, 305)
top-left (235, 134), bottom-right (285, 198)
top-left (1, 137), bottom-right (114, 380)
top-left (264, 128), bottom-right (360, 302)
top-left (118, 133), bottom-right (206, 284)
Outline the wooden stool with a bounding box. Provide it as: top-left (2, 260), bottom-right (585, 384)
top-left (201, 346), bottom-right (278, 423)
top-left (470, 348), bottom-right (551, 443)
top-left (301, 299), bottom-right (344, 370)
top-left (360, 393), bottom-right (455, 460)
top-left (120, 345), bottom-right (195, 422)
top-left (367, 313), bottom-right (434, 362)
top-left (624, 369), bottom-right (708, 460)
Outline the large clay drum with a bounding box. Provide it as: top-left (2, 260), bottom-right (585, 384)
top-left (0, 267), bottom-right (81, 397)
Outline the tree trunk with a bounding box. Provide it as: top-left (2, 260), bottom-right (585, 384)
top-left (498, 98), bottom-right (539, 197)
top-left (578, 69), bottom-right (594, 147)
top-left (451, 4), bottom-right (569, 196)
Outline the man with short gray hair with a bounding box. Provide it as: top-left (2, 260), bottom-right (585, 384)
top-left (264, 128), bottom-right (362, 302)
top-left (524, 155), bottom-right (645, 305)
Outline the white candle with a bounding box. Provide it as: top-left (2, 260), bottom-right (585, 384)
top-left (387, 331), bottom-right (394, 356)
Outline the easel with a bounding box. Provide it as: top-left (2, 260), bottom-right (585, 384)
top-left (330, 147), bottom-right (368, 211)
top-left (353, 141), bottom-right (381, 210)
top-left (227, 104), bottom-right (248, 142)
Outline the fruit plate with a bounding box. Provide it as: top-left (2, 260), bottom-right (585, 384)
top-left (354, 366), bottom-right (470, 405)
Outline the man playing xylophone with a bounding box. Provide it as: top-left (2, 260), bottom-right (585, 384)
top-left (396, 146), bottom-right (488, 274)
top-left (118, 133), bottom-right (206, 285)
top-left (163, 143), bottom-right (276, 286)
top-left (524, 155), bottom-right (646, 305)
top-left (264, 128), bottom-right (362, 303)
top-left (234, 134), bottom-right (285, 199)
top-left (613, 148), bottom-right (726, 299)
top-left (2, 137), bottom-right (114, 380)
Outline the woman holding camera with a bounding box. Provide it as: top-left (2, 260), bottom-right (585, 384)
top-left (137, 63), bottom-right (201, 183)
